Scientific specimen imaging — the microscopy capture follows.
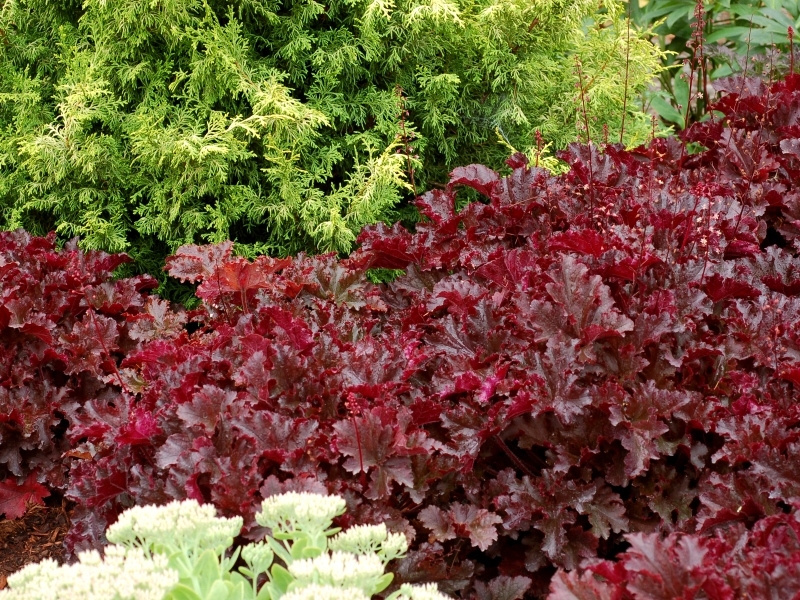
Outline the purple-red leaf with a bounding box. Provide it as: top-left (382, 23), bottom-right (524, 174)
top-left (449, 164), bottom-right (501, 198)
top-left (0, 472), bottom-right (50, 519)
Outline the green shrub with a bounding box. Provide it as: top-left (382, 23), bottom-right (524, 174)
top-left (0, 0), bottom-right (662, 278)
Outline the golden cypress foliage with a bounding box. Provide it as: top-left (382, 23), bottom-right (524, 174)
top-left (0, 0), bottom-right (663, 275)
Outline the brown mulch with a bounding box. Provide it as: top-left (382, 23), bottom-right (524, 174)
top-left (0, 502), bottom-right (70, 589)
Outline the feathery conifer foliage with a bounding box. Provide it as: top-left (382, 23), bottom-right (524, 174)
top-left (0, 0), bottom-right (662, 278)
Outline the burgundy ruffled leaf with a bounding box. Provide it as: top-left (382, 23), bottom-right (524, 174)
top-left (164, 241), bottom-right (234, 283)
top-left (534, 255), bottom-right (633, 344)
top-left (128, 297), bottom-right (187, 342)
top-left (548, 570), bottom-right (616, 600)
top-left (333, 407), bottom-right (422, 500)
top-left (0, 472), bottom-right (50, 519)
top-left (473, 576), bottom-right (532, 600)
top-left (449, 164), bottom-right (501, 198)
top-left (419, 502), bottom-right (502, 551)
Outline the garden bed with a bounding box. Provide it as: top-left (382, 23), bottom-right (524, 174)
top-left (2, 72), bottom-right (800, 598)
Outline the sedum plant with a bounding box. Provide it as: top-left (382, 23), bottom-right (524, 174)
top-left (0, 0), bottom-right (662, 276)
top-left (0, 546), bottom-right (179, 600)
top-left (0, 492), bottom-right (443, 600)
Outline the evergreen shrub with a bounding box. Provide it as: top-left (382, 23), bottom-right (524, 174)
top-left (0, 0), bottom-right (662, 278)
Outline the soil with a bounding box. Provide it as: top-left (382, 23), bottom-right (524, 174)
top-left (0, 501), bottom-right (70, 590)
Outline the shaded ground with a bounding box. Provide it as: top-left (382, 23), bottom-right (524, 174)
top-left (0, 502), bottom-right (69, 589)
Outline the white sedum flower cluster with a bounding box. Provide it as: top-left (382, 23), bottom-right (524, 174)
top-left (0, 546), bottom-right (178, 600)
top-left (0, 493), bottom-right (452, 600)
top-left (289, 551), bottom-right (385, 594)
top-left (106, 498), bottom-right (243, 555)
top-left (329, 523), bottom-right (409, 563)
top-left (257, 491), bottom-right (346, 534)
top-left (282, 584), bottom-right (370, 600)
top-left (241, 541), bottom-right (274, 567)
top-left (394, 583), bottom-right (451, 600)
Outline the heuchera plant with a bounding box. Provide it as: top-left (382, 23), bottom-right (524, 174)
top-left (2, 72), bottom-right (800, 598)
top-left (549, 505), bottom-right (800, 598)
top-left (0, 231), bottom-right (158, 516)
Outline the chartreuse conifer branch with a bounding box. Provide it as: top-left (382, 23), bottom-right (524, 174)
top-left (0, 492), bottom-right (447, 600)
top-left (0, 0), bottom-right (664, 280)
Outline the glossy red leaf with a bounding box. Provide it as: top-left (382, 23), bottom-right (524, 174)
top-left (0, 472), bottom-right (50, 519)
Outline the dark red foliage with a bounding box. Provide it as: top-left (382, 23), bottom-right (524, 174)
top-left (549, 507), bottom-right (800, 599)
top-left (0, 230), bottom-right (156, 518)
top-left (5, 74), bottom-right (800, 598)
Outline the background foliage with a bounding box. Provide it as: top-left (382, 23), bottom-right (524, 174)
top-left (0, 0), bottom-right (662, 291)
top-left (632, 0), bottom-right (800, 129)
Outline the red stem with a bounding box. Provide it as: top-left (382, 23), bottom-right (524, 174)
top-left (620, 5), bottom-right (632, 144)
top-left (575, 57), bottom-right (596, 217)
top-left (492, 435), bottom-right (536, 479)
